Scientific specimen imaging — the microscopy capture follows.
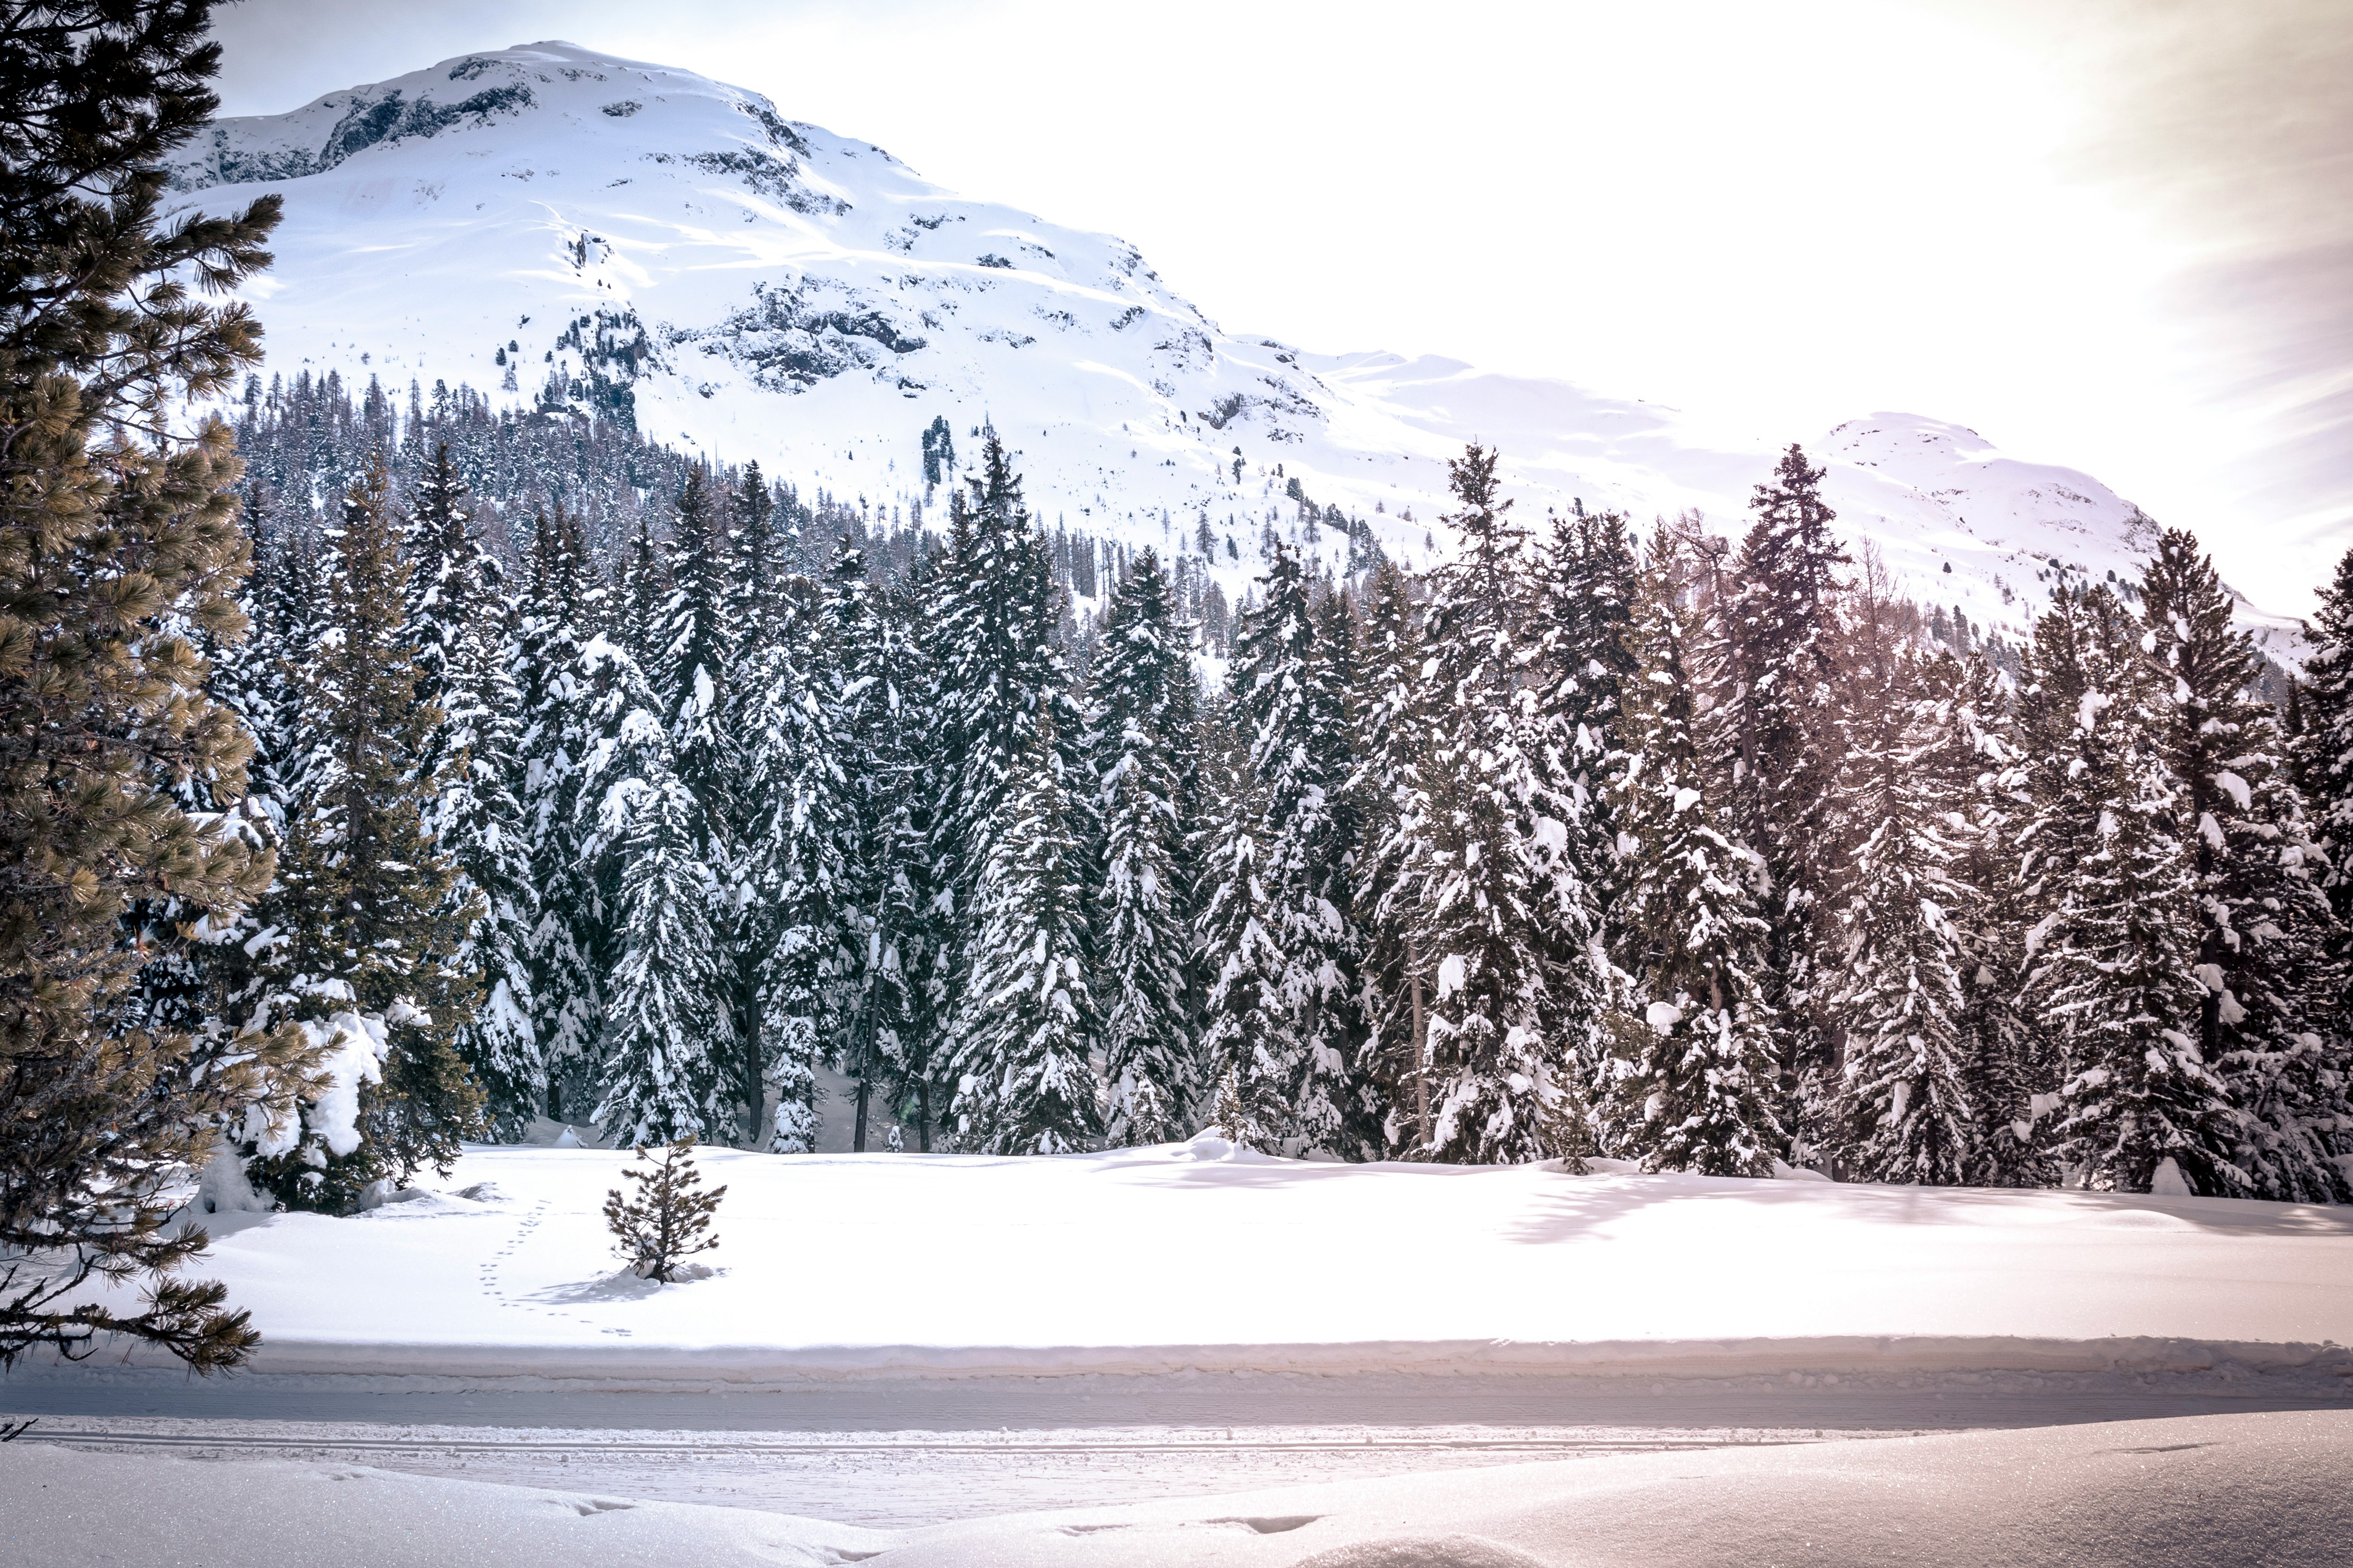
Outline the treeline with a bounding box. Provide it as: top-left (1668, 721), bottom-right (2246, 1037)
top-left (161, 422), bottom-right (2353, 1209)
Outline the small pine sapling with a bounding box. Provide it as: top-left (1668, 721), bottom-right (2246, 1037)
top-left (603, 1140), bottom-right (728, 1282)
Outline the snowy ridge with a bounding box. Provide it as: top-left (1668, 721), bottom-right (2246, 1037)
top-left (170, 41), bottom-right (2297, 650)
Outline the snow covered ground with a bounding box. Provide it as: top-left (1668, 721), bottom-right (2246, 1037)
top-left (23, 1136), bottom-right (2353, 1384)
top-left (9, 1144), bottom-right (2349, 1554)
top-left (4, 1410), bottom-right (2344, 1566)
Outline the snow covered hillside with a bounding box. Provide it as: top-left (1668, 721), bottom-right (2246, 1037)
top-left (165, 41), bottom-right (2297, 651)
top-left (70, 1139), bottom-right (2353, 1382)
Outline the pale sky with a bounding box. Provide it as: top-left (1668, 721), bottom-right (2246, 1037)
top-left (210, 0), bottom-right (2352, 615)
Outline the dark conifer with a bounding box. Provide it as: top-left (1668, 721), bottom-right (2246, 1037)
top-left (1823, 649), bottom-right (1973, 1183)
top-left (1352, 560), bottom-right (1440, 1150)
top-left (2297, 544), bottom-right (2353, 940)
top-left (603, 1139), bottom-right (726, 1282)
top-left (1539, 503), bottom-right (1640, 907)
top-left (246, 459), bottom-right (484, 1211)
top-left (0, 0), bottom-right (309, 1369)
top-left (1721, 445), bottom-right (1850, 1148)
top-left (405, 447), bottom-right (538, 1135)
top-left (514, 504), bottom-right (602, 1119)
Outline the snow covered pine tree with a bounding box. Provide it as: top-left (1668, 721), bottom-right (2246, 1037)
top-left (2018, 586), bottom-right (2241, 1195)
top-left (1413, 446), bottom-right (1608, 1164)
top-left (1598, 537), bottom-right (1779, 1175)
top-left (1197, 543), bottom-right (1364, 1154)
top-left (245, 457), bottom-right (483, 1213)
top-left (1089, 550), bottom-right (1200, 1144)
top-left (406, 445), bottom-right (540, 1136)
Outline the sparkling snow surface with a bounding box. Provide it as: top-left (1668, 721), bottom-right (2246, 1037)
top-left (167, 41), bottom-right (2300, 655)
top-left (52, 1139), bottom-right (2353, 1381)
top-left (3, 1410), bottom-right (2345, 1567)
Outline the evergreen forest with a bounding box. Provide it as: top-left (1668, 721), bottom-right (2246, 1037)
top-left (178, 381), bottom-right (2353, 1210)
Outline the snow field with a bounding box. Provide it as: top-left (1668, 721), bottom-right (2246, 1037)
top-left (101, 1137), bottom-right (2353, 1380)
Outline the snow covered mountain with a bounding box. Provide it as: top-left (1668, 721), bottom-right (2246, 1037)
top-left (168, 40), bottom-right (2296, 650)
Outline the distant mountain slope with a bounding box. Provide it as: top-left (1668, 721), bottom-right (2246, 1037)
top-left (169, 40), bottom-right (2296, 652)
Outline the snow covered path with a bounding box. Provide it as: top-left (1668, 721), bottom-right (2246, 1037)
top-left (3, 1411), bottom-right (2345, 1566)
top-left (0, 1417), bottom-right (1838, 1526)
top-left (76, 1141), bottom-right (2353, 1383)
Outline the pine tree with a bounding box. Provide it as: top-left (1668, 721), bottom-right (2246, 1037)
top-left (1351, 560), bottom-right (1441, 1151)
top-left (1, 0), bottom-right (309, 1369)
top-left (220, 488), bottom-right (298, 825)
top-left (1823, 650), bottom-right (1974, 1184)
top-left (1597, 544), bottom-right (1779, 1175)
top-left (1193, 748), bottom-right (1290, 1150)
top-left (403, 443), bottom-right (473, 729)
top-left (634, 470), bottom-right (760, 1138)
top-left (927, 434), bottom-right (1088, 1141)
top-left (2138, 530), bottom-right (2349, 1201)
top-left (1413, 446), bottom-right (1607, 1164)
top-left (2297, 543), bottom-right (2353, 938)
top-left (920, 415), bottom-right (957, 490)
top-left (594, 755), bottom-right (737, 1146)
top-left (615, 509), bottom-right (666, 667)
top-left (246, 458), bottom-right (484, 1212)
top-left (1539, 503), bottom-right (1640, 907)
top-left (405, 446), bottom-right (538, 1136)
top-left (728, 461), bottom-right (787, 655)
top-left (2019, 586), bottom-right (2241, 1194)
top-left (514, 504), bottom-right (602, 1120)
top-left (1197, 544), bottom-right (1364, 1153)
top-left (820, 543), bottom-right (912, 1149)
top-left (947, 712), bottom-right (1103, 1154)
top-left (929, 433), bottom-right (1077, 910)
top-left (1089, 551), bottom-right (1199, 1144)
top-left (871, 564), bottom-right (953, 1148)
top-left (604, 1139), bottom-right (727, 1282)
top-left (1721, 445), bottom-right (1850, 1149)
top-left (737, 600), bottom-right (853, 1153)
top-left (1307, 583), bottom-right (1370, 1146)
top-left (654, 472), bottom-right (737, 873)
top-left (1930, 653), bottom-right (2050, 1187)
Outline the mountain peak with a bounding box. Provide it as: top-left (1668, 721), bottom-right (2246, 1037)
top-left (169, 44), bottom-right (2289, 647)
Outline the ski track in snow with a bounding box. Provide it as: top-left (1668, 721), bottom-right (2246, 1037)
top-left (0, 1418), bottom-right (1847, 1526)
